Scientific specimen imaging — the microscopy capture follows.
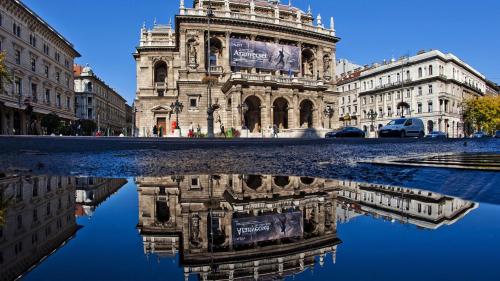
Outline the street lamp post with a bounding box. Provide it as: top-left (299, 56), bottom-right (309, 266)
top-left (206, 0), bottom-right (218, 138)
top-left (367, 109), bottom-right (378, 138)
top-left (170, 99), bottom-right (184, 130)
top-left (323, 106), bottom-right (334, 129)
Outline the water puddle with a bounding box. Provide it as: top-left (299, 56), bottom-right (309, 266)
top-left (1, 174), bottom-right (499, 281)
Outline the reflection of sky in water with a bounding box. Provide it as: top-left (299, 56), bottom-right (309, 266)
top-left (1, 175), bottom-right (498, 281)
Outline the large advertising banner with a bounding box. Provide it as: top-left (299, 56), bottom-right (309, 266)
top-left (230, 38), bottom-right (300, 72)
top-left (232, 211), bottom-right (303, 246)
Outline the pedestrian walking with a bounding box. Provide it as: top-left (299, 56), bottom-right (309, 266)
top-left (196, 124), bottom-right (201, 137)
top-left (272, 124), bottom-right (279, 138)
top-left (220, 124), bottom-right (226, 138)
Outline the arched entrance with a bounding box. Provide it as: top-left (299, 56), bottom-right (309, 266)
top-left (427, 120), bottom-right (434, 133)
top-left (243, 96), bottom-right (261, 133)
top-left (273, 98), bottom-right (288, 129)
top-left (300, 100), bottom-right (314, 128)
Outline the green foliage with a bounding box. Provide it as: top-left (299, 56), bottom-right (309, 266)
top-left (463, 95), bottom-right (500, 134)
top-left (79, 119), bottom-right (97, 136)
top-left (0, 52), bottom-right (12, 92)
top-left (41, 113), bottom-right (61, 135)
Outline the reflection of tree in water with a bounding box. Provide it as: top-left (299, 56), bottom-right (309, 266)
top-left (244, 175), bottom-right (263, 190)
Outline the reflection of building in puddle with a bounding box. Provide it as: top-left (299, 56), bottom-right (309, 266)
top-left (0, 175), bottom-right (78, 281)
top-left (75, 178), bottom-right (128, 217)
top-left (136, 175), bottom-right (341, 281)
top-left (335, 180), bottom-right (478, 229)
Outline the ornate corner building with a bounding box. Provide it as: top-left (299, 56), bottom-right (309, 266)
top-left (134, 0), bottom-right (340, 138)
top-left (0, 0), bottom-right (80, 135)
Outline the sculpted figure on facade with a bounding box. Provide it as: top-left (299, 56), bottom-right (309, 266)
top-left (187, 39), bottom-right (199, 69)
top-left (189, 214), bottom-right (202, 248)
top-left (323, 55), bottom-right (331, 80)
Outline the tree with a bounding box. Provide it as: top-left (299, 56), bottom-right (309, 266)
top-left (41, 113), bottom-right (61, 135)
top-left (463, 95), bottom-right (500, 135)
top-left (79, 119), bottom-right (97, 136)
top-left (0, 52), bottom-right (12, 93)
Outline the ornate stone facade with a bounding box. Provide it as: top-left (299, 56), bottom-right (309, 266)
top-left (134, 0), bottom-right (340, 138)
top-left (0, 0), bottom-right (80, 135)
top-left (337, 50), bottom-right (490, 137)
top-left (74, 64), bottom-right (128, 136)
top-left (136, 174), bottom-right (340, 280)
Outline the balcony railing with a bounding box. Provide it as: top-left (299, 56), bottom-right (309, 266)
top-left (155, 82), bottom-right (167, 89)
top-left (228, 73), bottom-right (325, 87)
top-left (209, 65), bottom-right (223, 73)
top-left (181, 8), bottom-right (335, 36)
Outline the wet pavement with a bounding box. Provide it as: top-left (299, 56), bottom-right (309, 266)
top-left (0, 137), bottom-right (499, 280)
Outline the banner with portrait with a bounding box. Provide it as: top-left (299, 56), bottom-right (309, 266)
top-left (230, 38), bottom-right (300, 72)
top-left (232, 211), bottom-right (303, 246)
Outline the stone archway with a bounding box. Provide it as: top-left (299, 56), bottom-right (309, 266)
top-left (299, 99), bottom-right (314, 128)
top-left (273, 97), bottom-right (288, 130)
top-left (243, 96), bottom-right (261, 133)
top-left (244, 175), bottom-right (263, 190)
top-left (273, 176), bottom-right (290, 188)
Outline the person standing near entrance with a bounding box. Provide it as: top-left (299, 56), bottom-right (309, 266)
top-left (152, 125), bottom-right (158, 137)
top-left (196, 124), bottom-right (201, 138)
top-left (158, 125), bottom-right (163, 138)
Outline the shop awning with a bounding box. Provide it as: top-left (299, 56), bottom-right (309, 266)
top-left (32, 107), bottom-right (52, 115)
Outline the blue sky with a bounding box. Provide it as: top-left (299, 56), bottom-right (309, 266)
top-left (23, 0), bottom-right (500, 104)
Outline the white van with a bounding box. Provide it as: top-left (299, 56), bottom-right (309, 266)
top-left (378, 117), bottom-right (425, 138)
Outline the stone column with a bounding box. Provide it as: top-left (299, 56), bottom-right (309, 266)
top-left (224, 32), bottom-right (231, 72)
top-left (263, 88), bottom-right (272, 133)
top-left (292, 91), bottom-right (299, 128)
top-left (297, 42), bottom-right (303, 78)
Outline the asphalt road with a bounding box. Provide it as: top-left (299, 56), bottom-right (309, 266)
top-left (0, 136), bottom-right (498, 204)
top-left (0, 135), bottom-right (495, 153)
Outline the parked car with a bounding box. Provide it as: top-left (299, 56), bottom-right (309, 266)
top-left (325, 127), bottom-right (365, 138)
top-left (378, 117), bottom-right (425, 138)
top-left (472, 131), bottom-right (490, 138)
top-left (495, 130), bottom-right (500, 138)
top-left (425, 131), bottom-right (447, 139)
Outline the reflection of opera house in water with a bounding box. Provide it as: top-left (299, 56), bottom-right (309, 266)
top-left (137, 175), bottom-right (340, 280)
top-left (136, 175), bottom-right (478, 280)
top-left (0, 176), bottom-right (127, 281)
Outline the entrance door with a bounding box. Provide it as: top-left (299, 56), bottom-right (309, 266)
top-left (13, 111), bottom-right (21, 135)
top-left (157, 117), bottom-right (166, 137)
